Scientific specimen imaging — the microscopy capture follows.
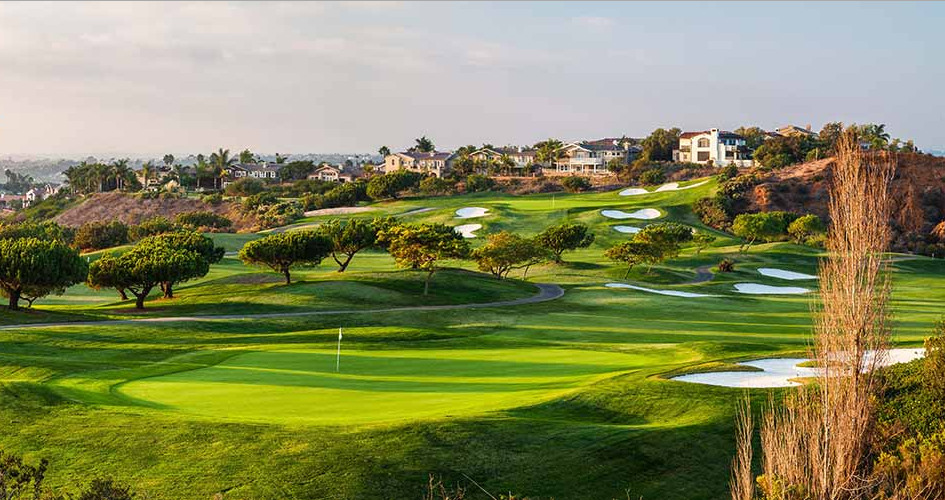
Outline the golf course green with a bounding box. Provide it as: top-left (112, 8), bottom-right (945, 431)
top-left (1, 177), bottom-right (940, 499)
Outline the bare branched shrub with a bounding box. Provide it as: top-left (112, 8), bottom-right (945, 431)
top-left (731, 394), bottom-right (754, 500)
top-left (424, 475), bottom-right (467, 500)
top-left (732, 130), bottom-right (896, 500)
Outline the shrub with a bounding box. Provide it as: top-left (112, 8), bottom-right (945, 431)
top-left (225, 177), bottom-right (266, 197)
top-left (465, 174), bottom-right (495, 193)
top-left (717, 258), bottom-right (735, 272)
top-left (176, 210), bottom-right (232, 231)
top-left (129, 217), bottom-right (178, 241)
top-left (74, 221), bottom-right (129, 250)
top-left (419, 176), bottom-right (456, 196)
top-left (787, 214), bottom-right (826, 244)
top-left (718, 163), bottom-right (739, 181)
top-left (639, 168), bottom-right (665, 186)
top-left (561, 176), bottom-right (591, 193)
top-left (693, 196), bottom-right (733, 230)
top-left (200, 193), bottom-right (223, 205)
top-left (925, 321), bottom-right (945, 402)
top-left (305, 181), bottom-right (369, 210)
top-left (242, 192), bottom-right (278, 212)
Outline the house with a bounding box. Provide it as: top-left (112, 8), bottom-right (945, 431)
top-left (550, 139), bottom-right (640, 176)
top-left (25, 188), bottom-right (41, 206)
top-left (468, 147), bottom-right (539, 175)
top-left (307, 163), bottom-right (365, 183)
top-left (224, 163), bottom-right (283, 184)
top-left (673, 129), bottom-right (753, 167)
top-left (0, 193), bottom-right (26, 209)
top-left (383, 151), bottom-right (454, 178)
top-left (776, 124), bottom-right (817, 138)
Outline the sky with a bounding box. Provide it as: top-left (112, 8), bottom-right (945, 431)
top-left (1, 1), bottom-right (943, 158)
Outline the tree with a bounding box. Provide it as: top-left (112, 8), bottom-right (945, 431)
top-left (129, 216), bottom-right (178, 241)
top-left (787, 214), bottom-right (825, 244)
top-left (471, 231), bottom-right (548, 279)
top-left (89, 241), bottom-right (208, 309)
top-left (561, 176), bottom-right (591, 192)
top-left (534, 138), bottom-right (564, 168)
top-left (378, 146), bottom-right (391, 157)
top-left (819, 122), bottom-right (844, 152)
top-left (410, 136), bottom-right (435, 153)
top-left (0, 238), bottom-right (87, 310)
top-left (278, 160), bottom-right (316, 182)
top-left (175, 211), bottom-right (232, 231)
top-left (634, 222), bottom-right (694, 263)
top-left (377, 223), bottom-right (470, 295)
top-left (225, 177), bottom-right (265, 196)
top-left (317, 218), bottom-right (380, 272)
top-left (692, 232), bottom-right (717, 254)
top-left (465, 174), bottom-right (494, 193)
top-left (209, 148), bottom-right (237, 190)
top-left (535, 223), bottom-right (595, 263)
top-left (73, 221), bottom-right (129, 251)
top-left (419, 176), bottom-right (454, 196)
top-left (148, 232), bottom-right (224, 298)
top-left (731, 211), bottom-right (796, 251)
top-left (162, 154), bottom-right (175, 168)
top-left (605, 240), bottom-right (661, 278)
top-left (733, 126), bottom-right (768, 150)
top-left (638, 127), bottom-right (681, 162)
top-left (639, 168), bottom-right (665, 185)
top-left (239, 149), bottom-right (257, 164)
top-left (238, 231), bottom-right (332, 284)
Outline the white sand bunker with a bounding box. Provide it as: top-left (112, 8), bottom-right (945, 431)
top-left (758, 268), bottom-right (818, 280)
top-left (672, 348), bottom-right (926, 388)
top-left (655, 179), bottom-right (709, 192)
top-left (304, 206), bottom-right (375, 217)
top-left (455, 207), bottom-right (489, 219)
top-left (454, 224), bottom-right (482, 238)
top-left (601, 208), bottom-right (661, 220)
top-left (734, 283), bottom-right (810, 295)
top-left (605, 283), bottom-right (714, 298)
top-left (618, 180), bottom-right (709, 196)
top-left (613, 226), bottom-right (641, 234)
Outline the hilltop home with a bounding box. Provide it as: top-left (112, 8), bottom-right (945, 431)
top-left (673, 129), bottom-right (753, 167)
top-left (468, 147), bottom-right (539, 175)
top-left (226, 163), bottom-right (283, 182)
top-left (307, 163), bottom-right (364, 183)
top-left (383, 151), bottom-right (454, 178)
top-left (551, 139), bottom-right (640, 176)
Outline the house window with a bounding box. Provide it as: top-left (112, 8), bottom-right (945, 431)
top-left (697, 138), bottom-right (710, 148)
top-left (697, 151), bottom-right (710, 162)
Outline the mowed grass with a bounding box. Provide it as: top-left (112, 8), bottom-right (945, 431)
top-left (1, 178), bottom-right (943, 499)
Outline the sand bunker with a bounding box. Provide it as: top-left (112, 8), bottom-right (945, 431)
top-left (455, 207), bottom-right (489, 219)
top-left (618, 180), bottom-right (709, 196)
top-left (757, 268), bottom-right (818, 280)
top-left (613, 225), bottom-right (641, 234)
top-left (605, 283), bottom-right (714, 298)
top-left (734, 283), bottom-right (810, 295)
top-left (672, 348), bottom-right (926, 388)
top-left (453, 224), bottom-right (482, 238)
top-left (601, 208), bottom-right (661, 220)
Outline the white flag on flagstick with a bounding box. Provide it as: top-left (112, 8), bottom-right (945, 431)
top-left (336, 327), bottom-right (343, 372)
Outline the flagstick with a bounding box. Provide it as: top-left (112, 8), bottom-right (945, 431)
top-left (336, 327), bottom-right (342, 372)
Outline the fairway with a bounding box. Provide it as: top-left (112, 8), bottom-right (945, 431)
top-left (118, 347), bottom-right (648, 425)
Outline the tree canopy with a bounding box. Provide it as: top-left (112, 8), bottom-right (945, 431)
top-left (238, 231), bottom-right (332, 284)
top-left (377, 223), bottom-right (469, 295)
top-left (0, 237), bottom-right (87, 310)
top-left (731, 211), bottom-right (797, 251)
top-left (317, 218), bottom-right (385, 272)
top-left (471, 231), bottom-right (548, 279)
top-left (535, 223), bottom-right (595, 263)
top-left (605, 240), bottom-right (662, 278)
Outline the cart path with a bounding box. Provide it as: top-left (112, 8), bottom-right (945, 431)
top-left (0, 283), bottom-right (564, 331)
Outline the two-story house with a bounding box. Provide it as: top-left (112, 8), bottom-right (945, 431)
top-left (551, 139), bottom-right (640, 176)
top-left (384, 151), bottom-right (454, 178)
top-left (468, 147), bottom-right (539, 175)
top-left (307, 163), bottom-right (365, 183)
top-left (673, 129), bottom-right (753, 167)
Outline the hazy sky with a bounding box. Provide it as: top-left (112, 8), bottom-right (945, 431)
top-left (2, 1), bottom-right (943, 157)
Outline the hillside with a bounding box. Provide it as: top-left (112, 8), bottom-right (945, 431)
top-left (53, 192), bottom-right (262, 231)
top-left (749, 153), bottom-right (945, 253)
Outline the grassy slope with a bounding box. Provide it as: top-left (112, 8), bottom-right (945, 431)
top-left (1, 178), bottom-right (941, 499)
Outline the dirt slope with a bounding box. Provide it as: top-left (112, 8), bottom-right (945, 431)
top-left (54, 192), bottom-right (261, 231)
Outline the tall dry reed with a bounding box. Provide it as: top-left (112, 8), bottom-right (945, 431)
top-left (731, 130), bottom-right (896, 500)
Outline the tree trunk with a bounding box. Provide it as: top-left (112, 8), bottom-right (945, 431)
top-left (162, 282), bottom-right (174, 299)
top-left (522, 265), bottom-right (531, 279)
top-left (135, 294), bottom-right (146, 310)
top-left (625, 266), bottom-right (633, 279)
top-left (283, 267), bottom-right (292, 285)
top-left (333, 252), bottom-right (354, 273)
top-left (424, 270), bottom-right (434, 296)
top-left (118, 288), bottom-right (128, 301)
top-left (8, 288), bottom-right (20, 310)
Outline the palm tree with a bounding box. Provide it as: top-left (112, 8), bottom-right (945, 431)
top-left (535, 138), bottom-right (564, 170)
top-left (239, 149), bottom-right (256, 164)
top-left (162, 154), bottom-right (175, 168)
top-left (378, 146), bottom-right (391, 157)
top-left (275, 153), bottom-right (287, 164)
top-left (141, 161), bottom-right (155, 189)
top-left (209, 148), bottom-right (236, 190)
top-left (411, 136), bottom-right (435, 153)
top-left (111, 159), bottom-right (132, 191)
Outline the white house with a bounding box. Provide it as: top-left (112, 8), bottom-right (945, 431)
top-left (551, 139), bottom-right (638, 176)
top-left (673, 129), bottom-right (753, 167)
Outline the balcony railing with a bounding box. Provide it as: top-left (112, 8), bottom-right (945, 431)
top-left (561, 157), bottom-right (602, 166)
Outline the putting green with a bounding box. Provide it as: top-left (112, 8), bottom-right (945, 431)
top-left (118, 347), bottom-right (646, 425)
